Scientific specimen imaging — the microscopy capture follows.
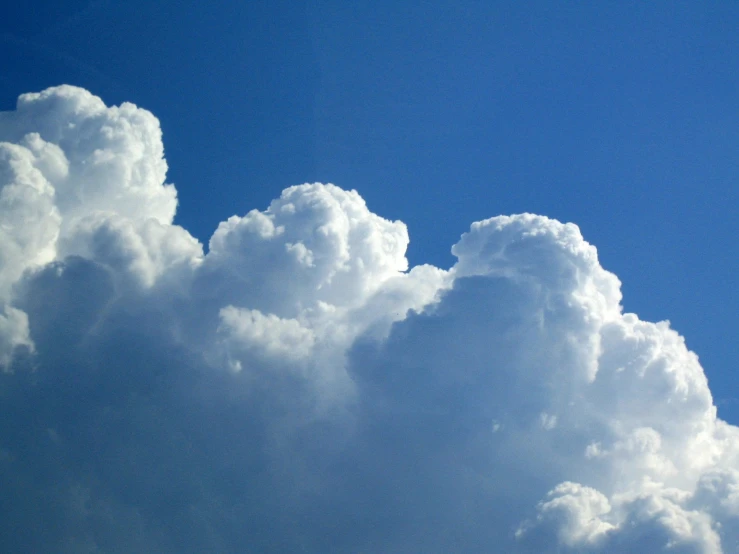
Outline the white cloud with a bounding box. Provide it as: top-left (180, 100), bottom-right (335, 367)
top-left (0, 86), bottom-right (737, 553)
top-left (517, 482), bottom-right (616, 546)
top-left (0, 305), bottom-right (33, 367)
top-left (218, 306), bottom-right (316, 367)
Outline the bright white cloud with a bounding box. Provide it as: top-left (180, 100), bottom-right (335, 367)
top-left (0, 86), bottom-right (736, 553)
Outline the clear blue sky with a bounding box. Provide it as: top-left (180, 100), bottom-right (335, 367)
top-left (1, 0), bottom-right (737, 419)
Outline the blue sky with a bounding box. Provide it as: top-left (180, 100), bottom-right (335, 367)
top-left (1, 2), bottom-right (738, 551)
top-left (4, 1), bottom-right (735, 416)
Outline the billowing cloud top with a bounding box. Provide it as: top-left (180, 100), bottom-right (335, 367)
top-left (0, 86), bottom-right (737, 553)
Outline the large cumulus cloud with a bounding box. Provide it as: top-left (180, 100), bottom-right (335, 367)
top-left (0, 86), bottom-right (736, 553)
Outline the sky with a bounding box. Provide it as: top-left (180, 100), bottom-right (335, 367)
top-left (0, 1), bottom-right (738, 552)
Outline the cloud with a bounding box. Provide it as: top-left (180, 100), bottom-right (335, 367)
top-left (0, 86), bottom-right (737, 553)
